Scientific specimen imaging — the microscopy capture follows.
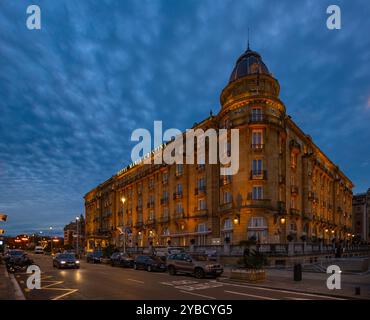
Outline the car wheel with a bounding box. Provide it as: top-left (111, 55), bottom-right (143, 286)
top-left (133, 263), bottom-right (137, 270)
top-left (147, 265), bottom-right (152, 272)
top-left (168, 265), bottom-right (176, 276)
top-left (194, 268), bottom-right (205, 279)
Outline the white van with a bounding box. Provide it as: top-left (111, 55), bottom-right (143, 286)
top-left (34, 246), bottom-right (44, 254)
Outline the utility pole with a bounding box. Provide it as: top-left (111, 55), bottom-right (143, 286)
top-left (76, 216), bottom-right (80, 258)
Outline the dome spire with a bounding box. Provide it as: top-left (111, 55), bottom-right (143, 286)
top-left (247, 27), bottom-right (250, 50)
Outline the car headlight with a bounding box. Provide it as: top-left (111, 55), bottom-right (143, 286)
top-left (76, 260), bottom-right (80, 264)
top-left (61, 261), bottom-right (66, 264)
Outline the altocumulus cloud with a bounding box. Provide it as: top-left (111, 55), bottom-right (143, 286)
top-left (0, 0), bottom-right (370, 235)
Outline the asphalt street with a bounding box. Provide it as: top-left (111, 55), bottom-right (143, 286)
top-left (12, 253), bottom-right (347, 300)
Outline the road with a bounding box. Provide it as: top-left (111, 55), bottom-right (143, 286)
top-left (12, 253), bottom-right (346, 300)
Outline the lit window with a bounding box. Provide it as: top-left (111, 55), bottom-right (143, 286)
top-left (252, 130), bottom-right (263, 148)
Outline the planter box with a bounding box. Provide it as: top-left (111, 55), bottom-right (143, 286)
top-left (229, 269), bottom-right (266, 282)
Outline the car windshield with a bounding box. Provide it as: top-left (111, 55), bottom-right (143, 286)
top-left (58, 254), bottom-right (74, 259)
top-left (10, 251), bottom-right (24, 256)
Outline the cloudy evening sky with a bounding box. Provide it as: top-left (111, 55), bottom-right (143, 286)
top-left (0, 0), bottom-right (370, 236)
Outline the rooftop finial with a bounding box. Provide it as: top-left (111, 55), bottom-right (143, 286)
top-left (247, 27), bottom-right (250, 50)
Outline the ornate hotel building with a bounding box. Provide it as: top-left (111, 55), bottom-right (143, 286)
top-left (84, 46), bottom-right (353, 251)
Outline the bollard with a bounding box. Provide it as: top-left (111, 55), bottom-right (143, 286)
top-left (355, 287), bottom-right (361, 295)
top-left (293, 263), bottom-right (302, 281)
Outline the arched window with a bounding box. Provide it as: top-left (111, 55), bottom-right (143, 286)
top-left (247, 217), bottom-right (268, 243)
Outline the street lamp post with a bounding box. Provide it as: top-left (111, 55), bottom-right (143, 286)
top-left (76, 216), bottom-right (80, 258)
top-left (49, 226), bottom-right (53, 254)
top-left (121, 197), bottom-right (126, 253)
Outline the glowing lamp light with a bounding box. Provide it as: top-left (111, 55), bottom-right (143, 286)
top-left (233, 216), bottom-right (240, 225)
top-left (280, 217), bottom-right (286, 224)
top-left (121, 197), bottom-right (126, 204)
top-left (325, 229), bottom-right (329, 233)
top-left (331, 230), bottom-right (335, 234)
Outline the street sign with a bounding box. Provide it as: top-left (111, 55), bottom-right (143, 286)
top-left (0, 213), bottom-right (7, 221)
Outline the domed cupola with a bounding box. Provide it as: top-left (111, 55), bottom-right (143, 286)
top-left (229, 47), bottom-right (270, 83)
top-left (220, 45), bottom-right (282, 112)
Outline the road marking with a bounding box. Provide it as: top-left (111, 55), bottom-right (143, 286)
top-left (179, 290), bottom-right (216, 300)
top-left (42, 281), bottom-right (64, 289)
top-left (51, 289), bottom-right (79, 301)
top-left (223, 283), bottom-right (346, 300)
top-left (224, 290), bottom-right (278, 300)
top-left (287, 297), bottom-right (311, 300)
top-left (127, 278), bottom-right (144, 284)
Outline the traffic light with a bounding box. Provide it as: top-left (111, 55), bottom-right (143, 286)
top-left (0, 213), bottom-right (7, 221)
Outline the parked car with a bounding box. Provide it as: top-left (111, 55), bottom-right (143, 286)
top-left (133, 255), bottom-right (166, 272)
top-left (86, 251), bottom-right (103, 263)
top-left (34, 246), bottom-right (44, 254)
top-left (3, 249), bottom-right (25, 262)
top-left (110, 252), bottom-right (134, 267)
top-left (53, 253), bottom-right (80, 269)
top-left (166, 253), bottom-right (223, 279)
top-left (5, 251), bottom-right (34, 273)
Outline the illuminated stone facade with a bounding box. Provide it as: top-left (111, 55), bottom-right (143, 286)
top-left (84, 47), bottom-right (353, 251)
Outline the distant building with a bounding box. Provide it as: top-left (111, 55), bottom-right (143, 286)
top-left (353, 189), bottom-right (370, 241)
top-left (63, 215), bottom-right (85, 250)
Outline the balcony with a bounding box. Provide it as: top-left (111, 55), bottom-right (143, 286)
top-left (245, 199), bottom-right (271, 209)
top-left (249, 114), bottom-right (265, 124)
top-left (291, 185), bottom-right (299, 195)
top-left (250, 170), bottom-right (267, 180)
top-left (160, 198), bottom-right (169, 205)
top-left (194, 186), bottom-right (206, 195)
top-left (174, 211), bottom-right (186, 220)
top-left (173, 192), bottom-right (183, 200)
top-left (192, 208), bottom-right (208, 218)
top-left (162, 179), bottom-right (168, 185)
top-left (159, 215), bottom-right (170, 223)
top-left (136, 205), bottom-right (143, 212)
top-left (219, 202), bottom-right (233, 211)
top-left (251, 143), bottom-right (264, 151)
top-left (290, 208), bottom-right (301, 217)
top-left (147, 202), bottom-right (155, 209)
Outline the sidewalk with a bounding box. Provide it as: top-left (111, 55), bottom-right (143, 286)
top-left (219, 267), bottom-right (370, 299)
top-left (0, 262), bottom-right (23, 300)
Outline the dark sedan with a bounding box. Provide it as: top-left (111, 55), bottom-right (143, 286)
top-left (86, 251), bottom-right (103, 263)
top-left (53, 253), bottom-right (80, 269)
top-left (110, 252), bottom-right (134, 267)
top-left (133, 255), bottom-right (166, 272)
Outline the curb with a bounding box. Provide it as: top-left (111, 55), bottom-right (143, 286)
top-left (8, 272), bottom-right (26, 300)
top-left (217, 277), bottom-right (363, 300)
